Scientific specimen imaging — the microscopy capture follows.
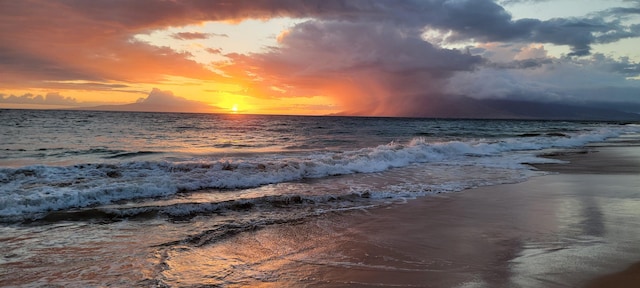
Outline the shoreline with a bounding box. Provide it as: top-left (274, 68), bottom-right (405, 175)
top-left (164, 142), bottom-right (640, 287)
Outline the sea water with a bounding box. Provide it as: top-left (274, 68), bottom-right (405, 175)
top-left (1, 109), bottom-right (639, 286)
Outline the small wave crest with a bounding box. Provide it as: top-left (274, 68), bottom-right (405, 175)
top-left (103, 151), bottom-right (161, 159)
top-left (29, 193), bottom-right (373, 224)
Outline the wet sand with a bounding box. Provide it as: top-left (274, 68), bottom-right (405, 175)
top-left (172, 144), bottom-right (640, 287)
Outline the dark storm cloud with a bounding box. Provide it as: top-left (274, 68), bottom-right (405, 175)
top-left (421, 0), bottom-right (639, 56)
top-left (429, 0), bottom-right (537, 41)
top-left (607, 7), bottom-right (640, 14)
top-left (590, 53), bottom-right (640, 75)
top-left (498, 0), bottom-right (551, 4)
top-left (488, 58), bottom-right (554, 69)
top-left (446, 53), bottom-right (640, 110)
top-left (529, 18), bottom-right (599, 56)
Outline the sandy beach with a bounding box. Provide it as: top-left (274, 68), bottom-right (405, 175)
top-left (161, 143), bottom-right (640, 287)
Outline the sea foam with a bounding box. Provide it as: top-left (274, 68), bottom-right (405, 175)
top-left (0, 125), bottom-right (638, 220)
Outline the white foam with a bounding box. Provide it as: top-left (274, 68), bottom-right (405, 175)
top-left (1, 125), bottom-right (638, 219)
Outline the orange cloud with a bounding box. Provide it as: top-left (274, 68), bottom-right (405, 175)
top-left (0, 1), bottom-right (221, 91)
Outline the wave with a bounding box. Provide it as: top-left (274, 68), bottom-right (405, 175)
top-left (518, 132), bottom-right (568, 137)
top-left (0, 125), bottom-right (638, 220)
top-left (24, 193), bottom-right (372, 224)
top-left (4, 148), bottom-right (160, 158)
top-left (103, 151), bottom-right (162, 159)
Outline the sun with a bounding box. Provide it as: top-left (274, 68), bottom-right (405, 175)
top-left (231, 104), bottom-right (239, 113)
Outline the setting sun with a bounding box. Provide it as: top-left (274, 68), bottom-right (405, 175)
top-left (231, 104), bottom-right (238, 113)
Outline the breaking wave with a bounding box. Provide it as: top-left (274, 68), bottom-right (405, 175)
top-left (0, 125), bottom-right (638, 221)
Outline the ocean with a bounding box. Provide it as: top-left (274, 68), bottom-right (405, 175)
top-left (1, 109), bottom-right (639, 286)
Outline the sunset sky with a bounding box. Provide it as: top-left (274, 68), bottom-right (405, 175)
top-left (1, 0), bottom-right (640, 116)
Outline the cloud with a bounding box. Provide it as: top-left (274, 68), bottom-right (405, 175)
top-left (202, 0), bottom-right (638, 115)
top-left (0, 92), bottom-right (81, 106)
top-left (589, 53), bottom-right (640, 75)
top-left (81, 88), bottom-right (220, 113)
top-left (2, 0), bottom-right (640, 116)
top-left (498, 0), bottom-right (551, 4)
top-left (0, 0), bottom-right (222, 90)
top-left (205, 48), bottom-right (223, 54)
top-left (171, 32), bottom-right (211, 40)
top-left (425, 0), bottom-right (640, 57)
top-left (3, 2), bottom-right (637, 70)
top-left (446, 53), bottom-right (640, 106)
top-left (171, 32), bottom-right (227, 40)
top-left (134, 88), bottom-right (215, 112)
top-left (36, 82), bottom-right (138, 93)
top-left (0, 46), bottom-right (105, 86)
top-left (488, 58), bottom-right (554, 70)
top-left (220, 19), bottom-right (483, 116)
top-left (122, 0), bottom-right (636, 115)
top-left (0, 88), bottom-right (221, 112)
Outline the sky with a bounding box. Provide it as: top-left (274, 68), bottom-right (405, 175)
top-left (1, 0), bottom-right (640, 117)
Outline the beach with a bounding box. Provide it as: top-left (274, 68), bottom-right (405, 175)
top-left (159, 143), bottom-right (640, 287)
top-left (2, 114), bottom-right (640, 287)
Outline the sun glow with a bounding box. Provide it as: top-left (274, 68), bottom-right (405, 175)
top-left (231, 104), bottom-right (238, 113)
